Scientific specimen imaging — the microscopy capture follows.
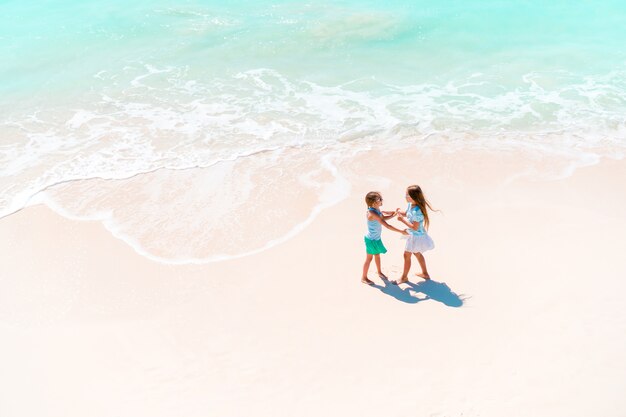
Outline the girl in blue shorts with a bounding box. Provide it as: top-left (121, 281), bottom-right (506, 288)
top-left (362, 191), bottom-right (408, 285)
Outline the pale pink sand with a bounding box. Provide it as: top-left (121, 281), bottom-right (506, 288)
top-left (1, 150), bottom-right (625, 417)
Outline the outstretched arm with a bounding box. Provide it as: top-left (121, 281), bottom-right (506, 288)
top-left (395, 207), bottom-right (407, 216)
top-left (372, 213), bottom-right (408, 234)
top-left (397, 215), bottom-right (418, 231)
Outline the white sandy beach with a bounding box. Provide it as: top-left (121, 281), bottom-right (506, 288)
top-left (1, 149), bottom-right (625, 417)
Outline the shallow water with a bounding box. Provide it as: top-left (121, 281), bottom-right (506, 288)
top-left (2, 0), bottom-right (625, 261)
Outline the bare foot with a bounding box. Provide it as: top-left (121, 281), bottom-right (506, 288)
top-left (378, 272), bottom-right (389, 280)
top-left (415, 272), bottom-right (431, 280)
top-left (392, 277), bottom-right (409, 285)
top-left (361, 277), bottom-right (375, 285)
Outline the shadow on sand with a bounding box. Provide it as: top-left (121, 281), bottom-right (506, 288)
top-left (372, 279), bottom-right (466, 307)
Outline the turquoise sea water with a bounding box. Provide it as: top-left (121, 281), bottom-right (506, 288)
top-left (1, 0), bottom-right (626, 260)
top-left (3, 0), bottom-right (626, 91)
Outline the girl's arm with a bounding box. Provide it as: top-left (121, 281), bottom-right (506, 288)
top-left (381, 210), bottom-right (396, 220)
top-left (395, 208), bottom-right (407, 216)
top-left (397, 215), bottom-right (419, 231)
top-left (372, 213), bottom-right (408, 234)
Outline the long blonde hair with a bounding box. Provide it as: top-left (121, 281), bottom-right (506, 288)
top-left (406, 185), bottom-right (435, 230)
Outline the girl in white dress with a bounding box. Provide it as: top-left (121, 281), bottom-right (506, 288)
top-left (393, 185), bottom-right (435, 284)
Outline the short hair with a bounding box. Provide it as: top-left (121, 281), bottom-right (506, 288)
top-left (365, 191), bottom-right (382, 207)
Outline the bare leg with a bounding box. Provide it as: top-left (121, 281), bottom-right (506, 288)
top-left (393, 252), bottom-right (412, 284)
top-left (374, 254), bottom-right (388, 280)
top-left (414, 252), bottom-right (430, 279)
top-left (362, 254), bottom-right (374, 285)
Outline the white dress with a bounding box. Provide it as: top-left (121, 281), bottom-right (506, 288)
top-left (404, 204), bottom-right (435, 253)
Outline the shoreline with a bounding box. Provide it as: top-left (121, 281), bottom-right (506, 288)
top-left (6, 146), bottom-right (623, 265)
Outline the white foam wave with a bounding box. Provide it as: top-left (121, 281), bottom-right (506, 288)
top-left (36, 149), bottom-right (350, 264)
top-left (2, 65), bottom-right (625, 221)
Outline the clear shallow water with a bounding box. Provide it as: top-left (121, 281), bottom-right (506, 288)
top-left (2, 0), bottom-right (626, 261)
